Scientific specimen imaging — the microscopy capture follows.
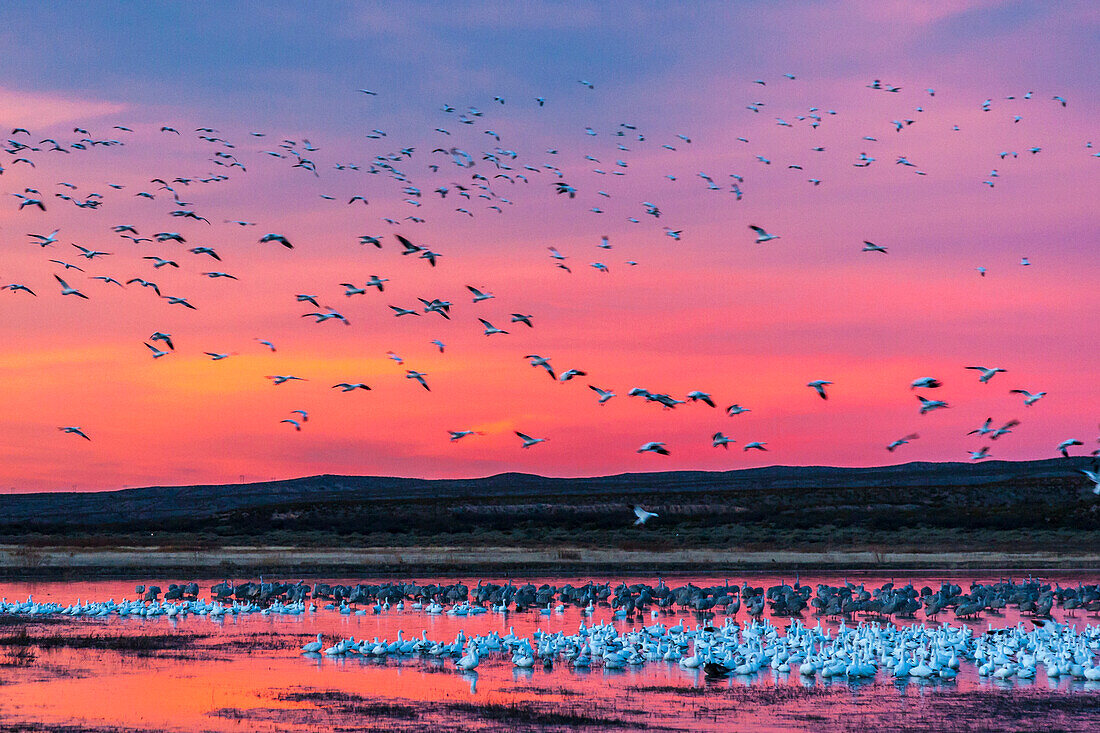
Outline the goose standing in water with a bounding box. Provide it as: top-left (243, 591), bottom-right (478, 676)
top-left (456, 643), bottom-right (480, 670)
top-left (512, 646), bottom-right (535, 667)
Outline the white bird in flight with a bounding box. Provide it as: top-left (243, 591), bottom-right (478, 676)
top-left (748, 225), bottom-right (779, 243)
top-left (559, 369), bottom-right (586, 382)
top-left (28, 229), bottom-right (60, 247)
top-left (969, 446), bottom-right (991, 460)
top-left (54, 275), bottom-right (88, 299)
top-left (807, 380), bottom-right (832, 400)
top-left (73, 244), bottom-right (111, 259)
top-left (515, 431), bottom-right (546, 448)
top-left (1080, 469), bottom-right (1100, 496)
top-left (144, 343), bottom-right (170, 359)
top-left (150, 332), bottom-right (174, 350)
top-left (1057, 439), bottom-right (1083, 458)
top-left (466, 286), bottom-right (494, 303)
top-left (712, 432), bottom-right (735, 449)
top-left (686, 391), bottom-right (715, 407)
top-left (58, 426), bottom-right (91, 441)
top-left (990, 420), bottom-right (1020, 441)
top-left (968, 418), bottom-right (995, 437)
top-left (917, 396), bottom-right (949, 414)
top-left (267, 375), bottom-right (306, 385)
top-left (637, 441), bottom-right (670, 455)
top-left (478, 318), bottom-right (508, 336)
top-left (1009, 389), bottom-right (1045, 406)
top-left (887, 434), bottom-right (919, 452)
top-left (406, 370), bottom-right (430, 391)
top-left (966, 366), bottom-right (1006, 383)
top-left (332, 383), bottom-right (371, 392)
top-left (633, 506), bottom-right (658, 525)
top-left (588, 386), bottom-right (615, 404)
top-left (526, 355), bottom-right (555, 380)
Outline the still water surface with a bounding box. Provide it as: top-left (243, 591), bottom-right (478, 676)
top-left (1, 573), bottom-right (1099, 731)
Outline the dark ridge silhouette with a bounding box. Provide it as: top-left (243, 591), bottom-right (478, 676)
top-left (0, 458), bottom-right (1092, 526)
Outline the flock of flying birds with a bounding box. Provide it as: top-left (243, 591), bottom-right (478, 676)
top-left (2, 73), bottom-right (1098, 503)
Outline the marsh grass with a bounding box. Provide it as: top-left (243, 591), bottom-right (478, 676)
top-left (272, 689), bottom-right (418, 718)
top-left (445, 700), bottom-right (646, 727)
top-left (0, 629), bottom-right (203, 653)
top-left (1, 647), bottom-right (37, 666)
top-left (630, 683), bottom-right (1100, 731)
top-left (202, 631), bottom-right (313, 652)
top-left (627, 683), bottom-right (847, 702)
top-left (267, 687), bottom-right (645, 728)
top-left (0, 614), bottom-right (66, 627)
top-left (885, 687), bottom-right (1100, 728)
top-left (511, 685), bottom-right (584, 696)
top-left (0, 723), bottom-right (158, 733)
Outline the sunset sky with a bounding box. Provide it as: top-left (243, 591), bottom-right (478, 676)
top-left (0, 1), bottom-right (1097, 492)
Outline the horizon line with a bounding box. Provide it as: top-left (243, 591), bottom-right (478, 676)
top-left (2, 456), bottom-right (1091, 499)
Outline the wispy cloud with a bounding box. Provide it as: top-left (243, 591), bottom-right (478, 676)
top-left (0, 87), bottom-right (126, 129)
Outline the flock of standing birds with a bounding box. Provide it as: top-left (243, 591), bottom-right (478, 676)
top-left (3, 73), bottom-right (1098, 510)
top-left (5, 576), bottom-right (1100, 684)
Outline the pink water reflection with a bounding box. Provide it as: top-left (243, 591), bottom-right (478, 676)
top-left (1, 573), bottom-right (1099, 731)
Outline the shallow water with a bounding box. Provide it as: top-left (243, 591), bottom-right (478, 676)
top-left (1, 573), bottom-right (1099, 732)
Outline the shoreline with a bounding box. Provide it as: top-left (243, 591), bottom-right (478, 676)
top-left (2, 545), bottom-right (1098, 580)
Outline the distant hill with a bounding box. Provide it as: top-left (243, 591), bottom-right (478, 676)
top-left (0, 458), bottom-right (1092, 526)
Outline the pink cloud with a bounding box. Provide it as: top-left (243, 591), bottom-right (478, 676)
top-left (0, 87), bottom-right (126, 129)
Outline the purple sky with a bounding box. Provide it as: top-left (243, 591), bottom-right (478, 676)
top-left (0, 1), bottom-right (1096, 491)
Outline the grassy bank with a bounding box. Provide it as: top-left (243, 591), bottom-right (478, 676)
top-left (1, 462), bottom-right (1096, 578)
top-left (2, 545), bottom-right (1099, 580)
